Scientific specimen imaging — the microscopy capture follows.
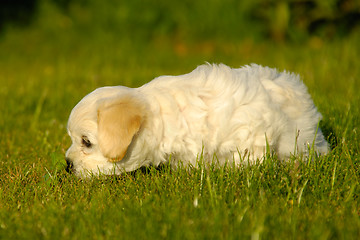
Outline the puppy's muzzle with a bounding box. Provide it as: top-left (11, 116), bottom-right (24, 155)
top-left (65, 157), bottom-right (74, 173)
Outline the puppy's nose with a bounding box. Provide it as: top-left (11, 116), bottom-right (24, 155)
top-left (65, 157), bottom-right (74, 173)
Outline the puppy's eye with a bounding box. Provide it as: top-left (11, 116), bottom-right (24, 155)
top-left (81, 136), bottom-right (92, 148)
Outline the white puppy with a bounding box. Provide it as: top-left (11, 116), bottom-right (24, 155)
top-left (65, 63), bottom-right (328, 177)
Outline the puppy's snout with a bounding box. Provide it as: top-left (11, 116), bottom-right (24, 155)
top-left (65, 157), bottom-right (74, 173)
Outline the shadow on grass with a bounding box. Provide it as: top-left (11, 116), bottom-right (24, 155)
top-left (319, 120), bottom-right (338, 150)
top-left (47, 163), bottom-right (172, 186)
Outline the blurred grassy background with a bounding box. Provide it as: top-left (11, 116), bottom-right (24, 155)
top-left (0, 0), bottom-right (359, 165)
top-left (2, 0), bottom-right (360, 42)
top-left (0, 0), bottom-right (359, 162)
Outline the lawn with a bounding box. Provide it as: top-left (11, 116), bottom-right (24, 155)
top-left (0, 1), bottom-right (359, 239)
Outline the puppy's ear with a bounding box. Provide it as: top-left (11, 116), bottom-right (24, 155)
top-left (97, 95), bottom-right (145, 162)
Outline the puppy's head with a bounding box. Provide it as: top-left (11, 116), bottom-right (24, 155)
top-left (65, 87), bottom-right (147, 178)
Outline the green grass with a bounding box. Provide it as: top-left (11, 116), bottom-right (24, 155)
top-left (0, 1), bottom-right (360, 239)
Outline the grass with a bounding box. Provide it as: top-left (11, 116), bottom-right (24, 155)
top-left (0, 1), bottom-right (360, 239)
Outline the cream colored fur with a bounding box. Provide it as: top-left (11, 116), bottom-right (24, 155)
top-left (65, 63), bottom-right (329, 178)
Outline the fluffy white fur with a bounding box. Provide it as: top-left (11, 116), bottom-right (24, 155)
top-left (66, 63), bottom-right (328, 178)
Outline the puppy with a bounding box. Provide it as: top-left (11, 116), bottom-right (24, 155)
top-left (65, 63), bottom-right (328, 177)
